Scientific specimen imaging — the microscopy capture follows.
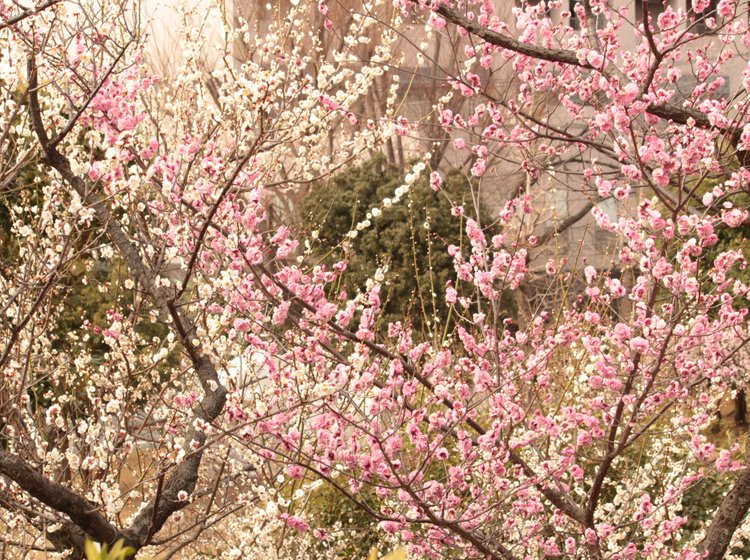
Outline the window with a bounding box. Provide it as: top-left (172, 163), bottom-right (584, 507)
top-left (569, 0), bottom-right (606, 30)
top-left (686, 0), bottom-right (719, 33)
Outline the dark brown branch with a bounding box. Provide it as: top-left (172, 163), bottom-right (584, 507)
top-left (506, 450), bottom-right (587, 523)
top-left (0, 492), bottom-right (87, 557)
top-left (0, 450), bottom-right (121, 545)
top-left (0, 0), bottom-right (62, 30)
top-left (535, 198), bottom-right (600, 247)
top-left (699, 461), bottom-right (750, 560)
top-left (435, 5), bottom-right (590, 68)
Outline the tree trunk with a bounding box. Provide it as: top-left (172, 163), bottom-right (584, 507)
top-left (699, 464), bottom-right (750, 560)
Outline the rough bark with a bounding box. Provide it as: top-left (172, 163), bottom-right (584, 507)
top-left (735, 390), bottom-right (748, 426)
top-left (0, 451), bottom-right (121, 545)
top-left (699, 465), bottom-right (750, 560)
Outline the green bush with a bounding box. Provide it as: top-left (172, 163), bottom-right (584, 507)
top-left (302, 157), bottom-right (512, 336)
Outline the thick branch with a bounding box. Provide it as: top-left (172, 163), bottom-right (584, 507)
top-left (0, 450), bottom-right (121, 545)
top-left (0, 491), bottom-right (88, 557)
top-left (435, 5), bottom-right (589, 67)
top-left (699, 464), bottom-right (750, 560)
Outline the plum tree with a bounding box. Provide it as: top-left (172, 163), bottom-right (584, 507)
top-left (1, 1), bottom-right (750, 560)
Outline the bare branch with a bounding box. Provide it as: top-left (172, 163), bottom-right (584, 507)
top-left (535, 198), bottom-right (600, 247)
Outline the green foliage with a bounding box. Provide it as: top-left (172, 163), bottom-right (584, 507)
top-left (306, 482), bottom-right (380, 559)
top-left (42, 255), bottom-right (180, 416)
top-left (680, 470), bottom-right (733, 538)
top-left (704, 220), bottom-right (750, 309)
top-left (84, 539), bottom-right (135, 560)
top-left (302, 157), bottom-right (514, 336)
top-left (0, 162), bottom-right (46, 268)
top-left (52, 256), bottom-right (172, 360)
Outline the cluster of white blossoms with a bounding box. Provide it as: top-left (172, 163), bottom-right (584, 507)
top-left (347, 157), bottom-right (430, 239)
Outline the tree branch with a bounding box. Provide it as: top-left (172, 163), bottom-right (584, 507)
top-left (0, 450), bottom-right (121, 546)
top-left (0, 0), bottom-right (62, 31)
top-left (434, 4), bottom-right (718, 132)
top-left (699, 458), bottom-right (750, 560)
top-left (535, 198), bottom-right (601, 247)
top-left (434, 5), bottom-right (590, 68)
top-left (27, 55), bottom-right (228, 550)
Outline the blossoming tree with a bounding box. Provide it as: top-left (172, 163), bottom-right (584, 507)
top-left (2, 0), bottom-right (750, 559)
